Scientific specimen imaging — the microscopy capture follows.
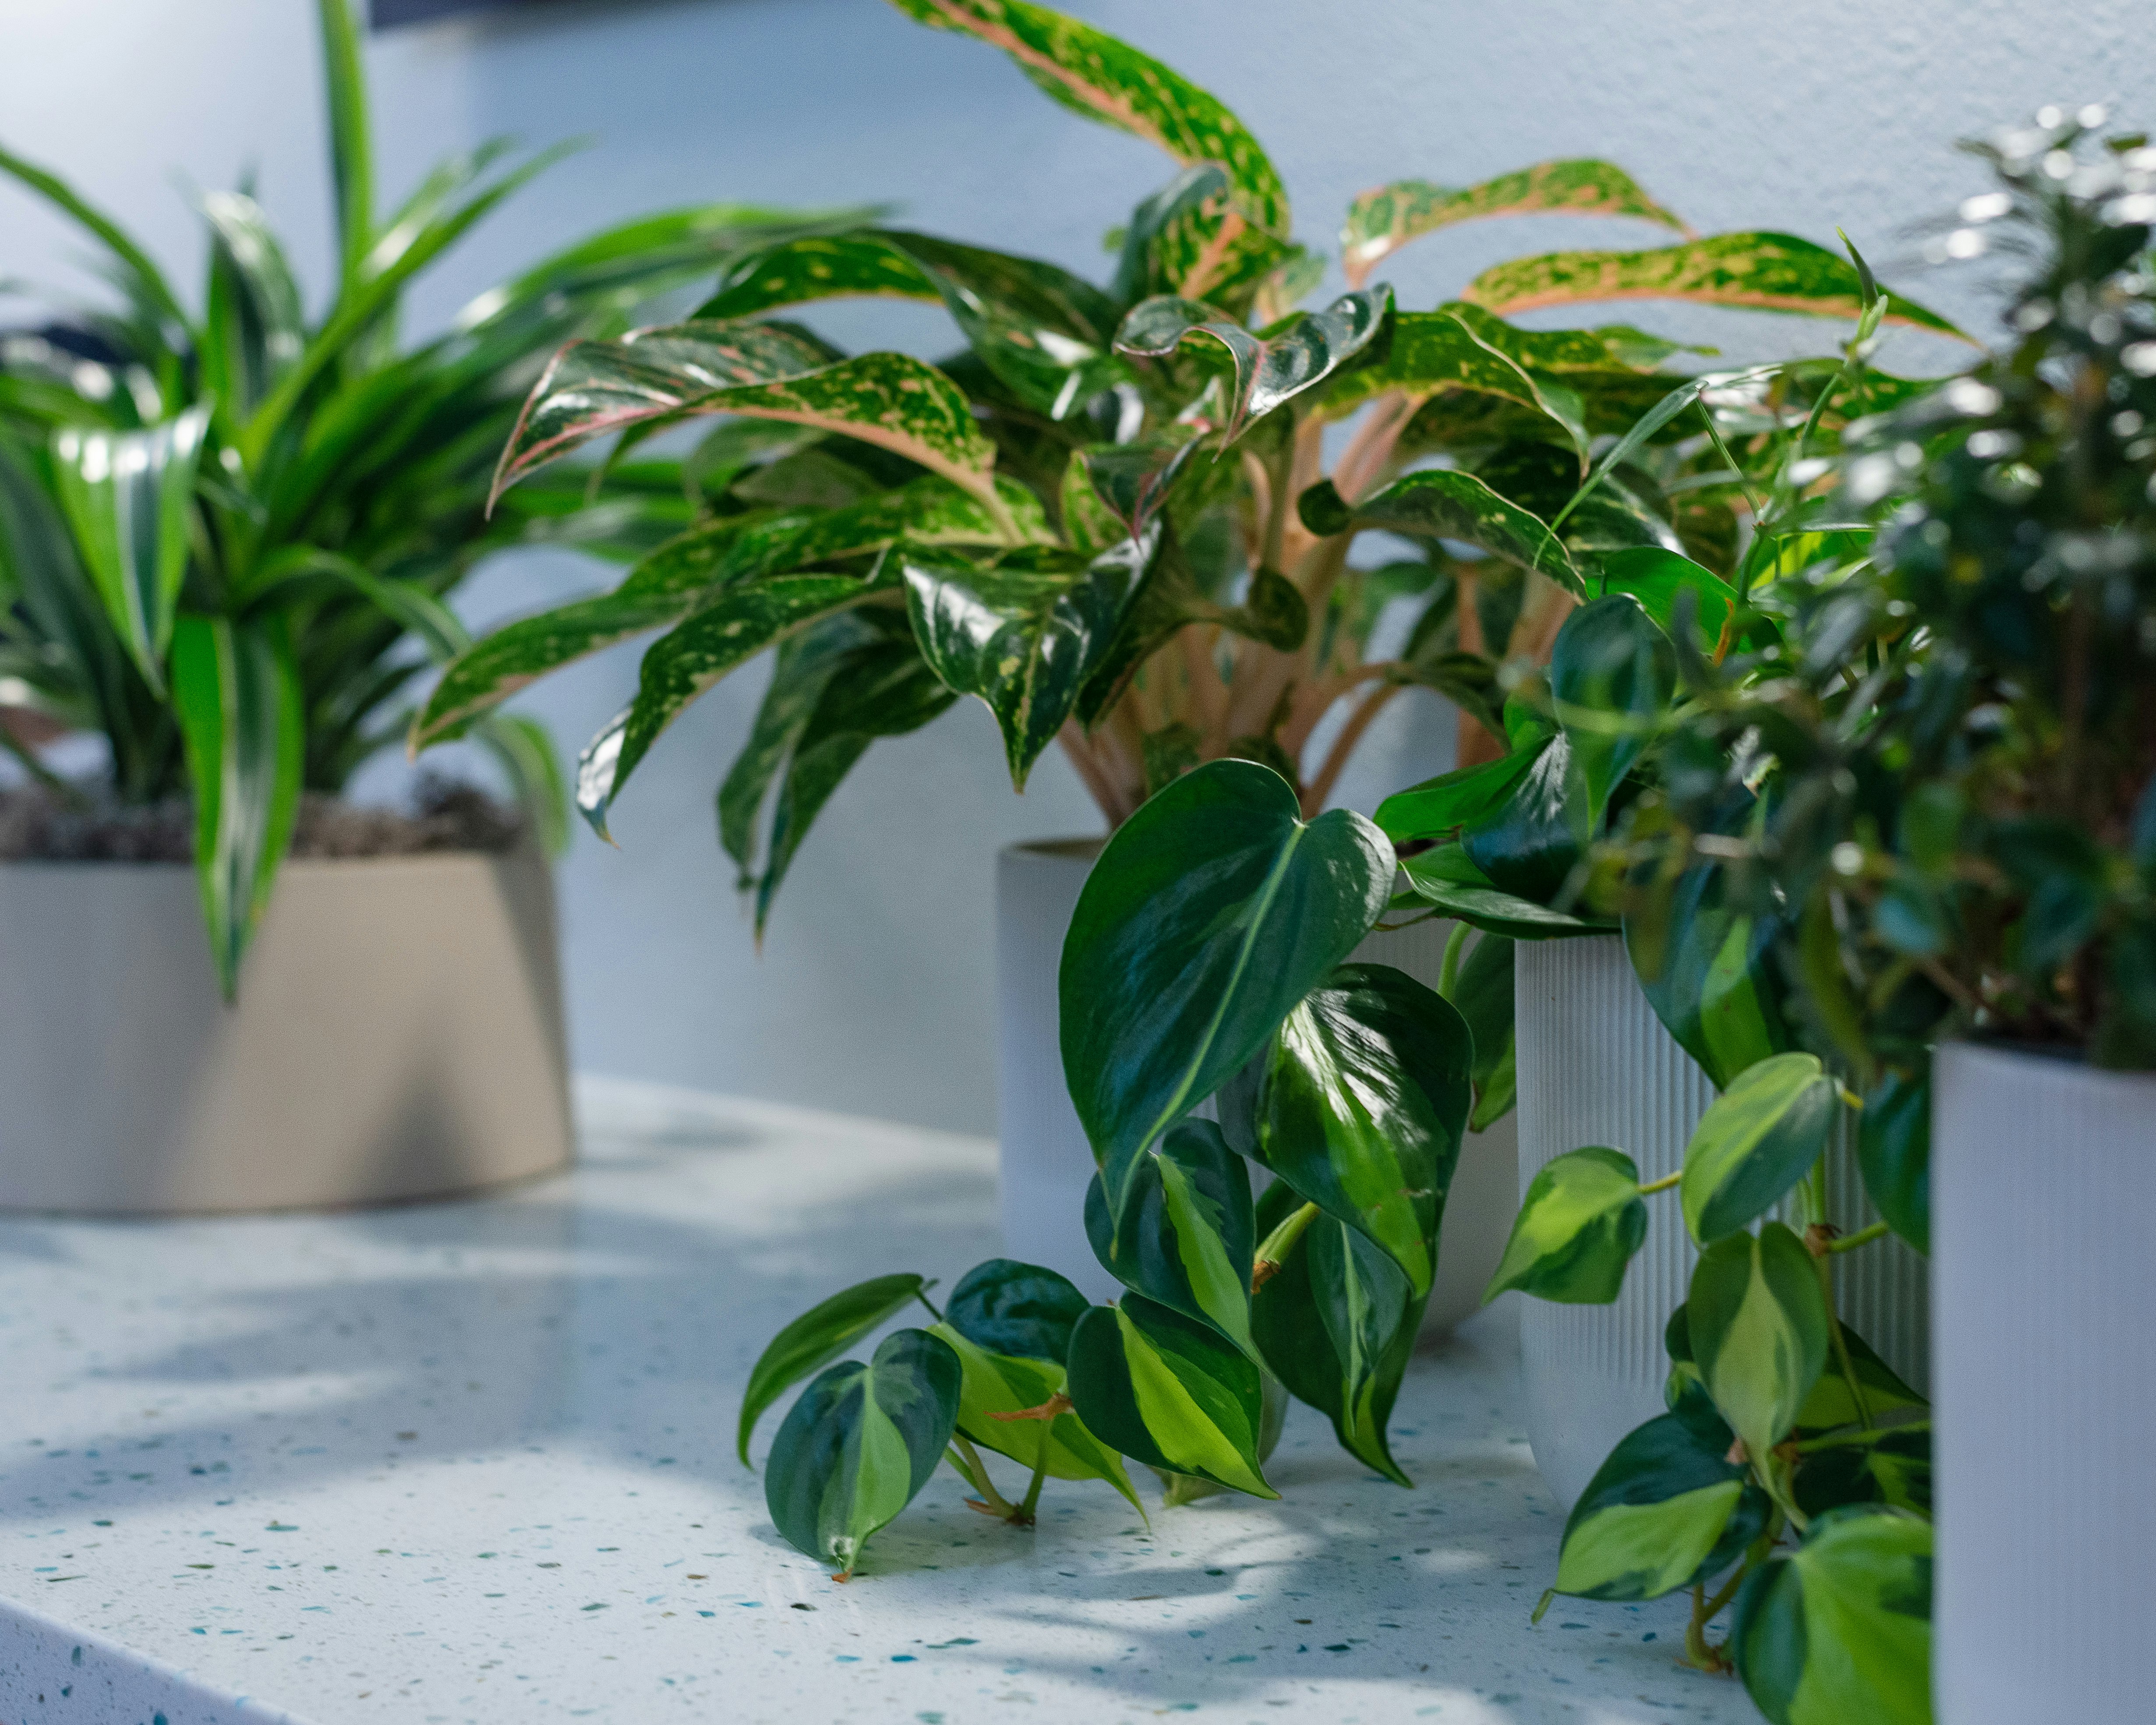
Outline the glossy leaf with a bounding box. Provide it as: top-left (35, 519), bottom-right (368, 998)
top-left (1083, 1119), bottom-right (1256, 1355)
top-left (1625, 849), bottom-right (1794, 1091)
top-left (1061, 760), bottom-right (1392, 1217)
top-left (576, 576), bottom-right (879, 840)
top-left (1343, 159), bottom-right (1689, 287)
top-left (201, 192), bottom-right (307, 423)
top-left (1298, 470), bottom-right (1582, 597)
top-left (1114, 287), bottom-right (1391, 442)
top-left (1553, 1410), bottom-right (1770, 1602)
top-left (945, 1258), bottom-right (1089, 1361)
top-left (738, 1273), bottom-right (934, 1466)
top-left (1258, 962), bottom-right (1473, 1298)
top-left (1858, 1067), bottom-right (1931, 1257)
top-left (1549, 594), bottom-right (1675, 832)
top-left (50, 407), bottom-right (212, 692)
top-left (1452, 928), bottom-right (1518, 1131)
top-left (886, 0), bottom-right (1289, 305)
top-left (491, 320), bottom-right (838, 496)
top-left (1460, 735), bottom-right (1582, 906)
top-left (1732, 1507), bottom-right (1934, 1725)
top-left (317, 0), bottom-right (371, 293)
top-left (903, 536), bottom-right (1152, 786)
top-left (1485, 1146), bottom-right (1648, 1304)
top-left (1065, 1293), bottom-right (1276, 1499)
top-left (1682, 1053), bottom-right (1839, 1244)
top-left (1400, 839), bottom-right (1611, 940)
top-left (763, 1329), bottom-right (961, 1577)
top-left (930, 1321), bottom-right (1141, 1509)
top-left (1376, 743), bottom-right (1541, 848)
top-left (1077, 431), bottom-right (1204, 538)
top-left (720, 607), bottom-right (956, 933)
top-left (171, 614), bottom-right (305, 999)
top-left (1462, 231), bottom-right (1962, 337)
top-left (1688, 1223), bottom-right (1831, 1465)
top-left (1111, 163), bottom-right (1230, 306)
top-left (1250, 1189), bottom-right (1422, 1485)
top-left (1595, 546), bottom-right (1741, 654)
top-left (1795, 1323), bottom-right (1927, 1436)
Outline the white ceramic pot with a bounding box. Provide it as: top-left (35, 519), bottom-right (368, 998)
top-left (1514, 934), bottom-right (1928, 1511)
top-left (1933, 1042), bottom-right (2156, 1725)
top-left (994, 838), bottom-right (1520, 1317)
top-left (0, 847), bottom-right (572, 1213)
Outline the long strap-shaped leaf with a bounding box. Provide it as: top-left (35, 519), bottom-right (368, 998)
top-left (1463, 231), bottom-right (1965, 338)
top-left (1298, 468), bottom-right (1583, 597)
top-left (884, 0), bottom-right (1287, 302)
top-left (50, 407), bottom-right (212, 694)
top-left (172, 614), bottom-right (305, 998)
top-left (0, 144), bottom-right (190, 336)
top-left (1342, 159), bottom-right (1692, 288)
top-left (316, 0), bottom-right (373, 297)
top-left (1060, 760), bottom-right (1394, 1223)
top-left (1114, 287), bottom-right (1392, 443)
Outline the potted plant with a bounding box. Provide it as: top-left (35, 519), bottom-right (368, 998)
top-left (420, 0), bottom-right (1935, 1301)
top-left (0, 0), bottom-right (822, 1212)
top-left (1617, 108), bottom-right (2154, 1723)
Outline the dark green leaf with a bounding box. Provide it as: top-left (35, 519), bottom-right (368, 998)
top-left (1484, 1145), bottom-right (1648, 1304)
top-left (1681, 1053), bottom-right (1839, 1244)
top-left (1298, 470), bottom-right (1581, 597)
top-left (739, 1273), bottom-right (933, 1466)
top-left (1375, 749), bottom-right (1537, 846)
top-left (1857, 1068), bottom-right (1930, 1257)
top-left (1084, 1119), bottom-right (1256, 1355)
top-left (1060, 760), bottom-right (1393, 1222)
top-left (1452, 928), bottom-right (1518, 1130)
top-left (1594, 546), bottom-right (1741, 654)
top-left (1795, 1323), bottom-right (1927, 1436)
top-left (945, 1258), bottom-right (1090, 1362)
top-left (1625, 848), bottom-right (1794, 1091)
top-left (1549, 594), bottom-right (1675, 832)
top-left (1400, 839), bottom-right (1611, 940)
top-left (1553, 1410), bottom-right (1770, 1601)
top-left (1460, 735), bottom-right (1582, 905)
top-left (763, 1329), bottom-right (960, 1577)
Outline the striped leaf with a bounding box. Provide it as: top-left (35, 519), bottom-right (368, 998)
top-left (1060, 760), bottom-right (1394, 1225)
top-left (1083, 1119), bottom-right (1257, 1357)
top-left (201, 192), bottom-right (307, 421)
top-left (763, 1329), bottom-right (961, 1578)
top-left (1298, 469), bottom-right (1582, 597)
top-left (1066, 1292), bottom-right (1276, 1499)
top-left (1681, 1053), bottom-right (1839, 1245)
top-left (50, 407), bottom-right (212, 692)
top-left (1343, 159), bottom-right (1690, 287)
top-left (1484, 1145), bottom-right (1649, 1304)
top-left (884, 0), bottom-right (1289, 306)
top-left (1463, 231), bottom-right (1963, 337)
top-left (901, 535), bottom-right (1152, 787)
top-left (1688, 1223), bottom-right (1831, 1467)
top-left (1553, 1409), bottom-right (1770, 1602)
top-left (171, 613), bottom-right (305, 999)
top-left (1258, 962), bottom-right (1474, 1299)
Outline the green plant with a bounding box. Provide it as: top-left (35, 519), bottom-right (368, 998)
top-left (0, 0), bottom-right (828, 989)
top-left (412, 0), bottom-right (1947, 940)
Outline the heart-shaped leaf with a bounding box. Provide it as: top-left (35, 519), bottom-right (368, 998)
top-left (1688, 1222), bottom-right (1831, 1466)
top-left (1549, 594), bottom-right (1676, 834)
top-left (1461, 230), bottom-right (1963, 338)
top-left (1484, 1145), bottom-right (1649, 1304)
top-left (1624, 847), bottom-right (1794, 1090)
top-left (1065, 1293), bottom-right (1276, 1499)
top-left (944, 1258), bottom-right (1090, 1362)
top-left (929, 1322), bottom-right (1141, 1513)
top-left (1343, 159), bottom-right (1690, 287)
top-left (1060, 759), bottom-right (1393, 1222)
top-left (763, 1328), bottom-right (961, 1577)
top-left (1114, 287), bottom-right (1392, 442)
top-left (738, 1272), bottom-right (934, 1465)
top-left (1552, 1409), bottom-right (1771, 1603)
top-left (1400, 840), bottom-right (1612, 940)
top-left (1460, 734), bottom-right (1583, 906)
top-left (1795, 1322), bottom-right (1927, 1436)
top-left (903, 536), bottom-right (1153, 787)
top-left (1375, 749), bottom-right (1539, 846)
top-left (1250, 1184), bottom-right (1423, 1485)
top-left (1082, 1120), bottom-right (1257, 1357)
top-left (1731, 1506), bottom-right (1933, 1725)
top-left (1297, 469), bottom-right (1582, 596)
top-left (1594, 546), bottom-right (1743, 654)
top-left (1258, 962), bottom-right (1472, 1299)
top-left (1681, 1053), bottom-right (1839, 1244)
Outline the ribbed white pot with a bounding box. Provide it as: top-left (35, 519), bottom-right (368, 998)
top-left (995, 839), bottom-right (1519, 1318)
top-left (1514, 935), bottom-right (1929, 1511)
top-left (0, 848), bottom-right (572, 1214)
top-left (1933, 1043), bottom-right (2156, 1725)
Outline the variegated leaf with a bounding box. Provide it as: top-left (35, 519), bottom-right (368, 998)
top-left (1297, 469), bottom-right (1582, 596)
top-left (1343, 159), bottom-right (1690, 287)
top-left (1462, 232), bottom-right (1963, 337)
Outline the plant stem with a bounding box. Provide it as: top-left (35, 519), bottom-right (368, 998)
top-left (1437, 921), bottom-right (1471, 1001)
top-left (1636, 1170), bottom-right (1682, 1196)
top-left (1251, 1201), bottom-right (1322, 1291)
top-left (914, 1285), bottom-right (945, 1323)
top-left (1015, 1453), bottom-right (1049, 1526)
top-left (949, 1436), bottom-right (1018, 1517)
top-left (1795, 1419), bottom-right (1929, 1455)
top-left (1824, 1221), bottom-right (1890, 1254)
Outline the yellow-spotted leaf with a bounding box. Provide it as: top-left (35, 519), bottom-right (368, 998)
top-left (1297, 469), bottom-right (1582, 597)
top-left (1343, 159), bottom-right (1690, 287)
top-left (1065, 1293), bottom-right (1276, 1499)
top-left (1463, 231), bottom-right (1963, 338)
top-left (1484, 1146), bottom-right (1649, 1304)
top-left (763, 1329), bottom-right (961, 1577)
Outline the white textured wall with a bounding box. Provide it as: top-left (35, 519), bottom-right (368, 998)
top-left (2, 0), bottom-right (2139, 1130)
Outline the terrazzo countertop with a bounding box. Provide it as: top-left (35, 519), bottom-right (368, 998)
top-left (0, 1079), bottom-right (1752, 1725)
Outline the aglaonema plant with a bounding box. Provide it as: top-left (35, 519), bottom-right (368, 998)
top-left (409, 0), bottom-right (1953, 939)
top-left (739, 757), bottom-right (1474, 1574)
top-left (0, 0), bottom-right (830, 990)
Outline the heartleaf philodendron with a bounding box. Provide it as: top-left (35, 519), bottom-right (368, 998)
top-left (1484, 1147), bottom-right (1650, 1304)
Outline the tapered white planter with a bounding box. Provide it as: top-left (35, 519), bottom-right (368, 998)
top-left (1514, 935), bottom-right (1928, 1511)
top-left (1933, 1043), bottom-right (2156, 1725)
top-left (0, 848), bottom-right (572, 1213)
top-left (996, 838), bottom-right (1518, 1318)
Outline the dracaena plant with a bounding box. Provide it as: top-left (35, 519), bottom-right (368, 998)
top-left (0, 0), bottom-right (828, 990)
top-left (409, 0), bottom-right (1945, 937)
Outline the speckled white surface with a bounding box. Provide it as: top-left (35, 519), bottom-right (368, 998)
top-left (0, 1080), bottom-right (1753, 1725)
